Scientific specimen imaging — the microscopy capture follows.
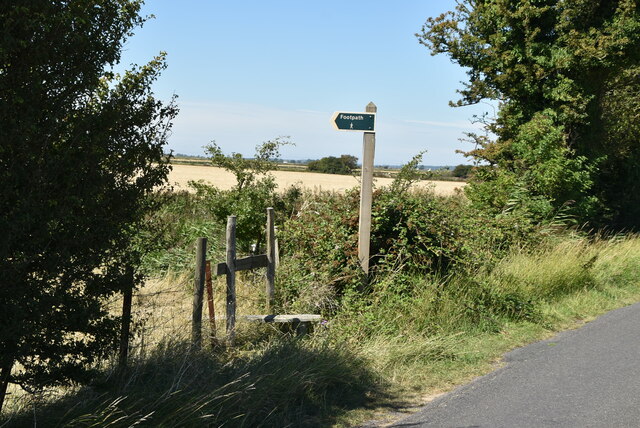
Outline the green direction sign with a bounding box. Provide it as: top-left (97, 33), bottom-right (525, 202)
top-left (331, 111), bottom-right (375, 132)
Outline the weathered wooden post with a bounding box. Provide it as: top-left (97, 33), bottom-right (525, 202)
top-left (330, 103), bottom-right (377, 275)
top-left (226, 216), bottom-right (237, 346)
top-left (274, 226), bottom-right (280, 268)
top-left (192, 237), bottom-right (207, 349)
top-left (266, 207), bottom-right (276, 313)
top-left (358, 102), bottom-right (377, 274)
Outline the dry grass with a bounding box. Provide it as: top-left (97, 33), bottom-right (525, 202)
top-left (167, 164), bottom-right (466, 195)
top-left (128, 269), bottom-right (275, 354)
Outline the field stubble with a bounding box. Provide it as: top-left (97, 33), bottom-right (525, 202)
top-left (167, 163), bottom-right (465, 195)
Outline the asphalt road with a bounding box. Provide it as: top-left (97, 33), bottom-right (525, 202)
top-left (390, 302), bottom-right (640, 428)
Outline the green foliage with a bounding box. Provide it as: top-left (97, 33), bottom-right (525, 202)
top-left (205, 136), bottom-right (291, 190)
top-left (598, 65), bottom-right (640, 227)
top-left (0, 0), bottom-right (177, 405)
top-left (418, 0), bottom-right (640, 228)
top-left (452, 164), bottom-right (473, 179)
top-left (466, 111), bottom-right (597, 221)
top-left (279, 189), bottom-right (362, 301)
top-left (370, 190), bottom-right (536, 276)
top-left (307, 154), bottom-right (358, 175)
top-left (278, 155), bottom-right (536, 313)
top-left (195, 137), bottom-right (301, 252)
top-left (389, 150), bottom-right (428, 194)
top-left (332, 232), bottom-right (640, 346)
top-left (333, 273), bottom-right (539, 342)
top-left (136, 192), bottom-right (223, 276)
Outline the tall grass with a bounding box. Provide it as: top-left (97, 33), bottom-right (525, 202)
top-left (325, 234), bottom-right (640, 418)
top-left (2, 336), bottom-right (379, 427)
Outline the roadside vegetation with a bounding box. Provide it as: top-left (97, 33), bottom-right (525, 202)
top-left (4, 155), bottom-right (640, 426)
top-left (3, 0), bottom-right (640, 427)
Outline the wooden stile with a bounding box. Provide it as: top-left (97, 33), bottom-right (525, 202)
top-left (212, 208), bottom-right (320, 342)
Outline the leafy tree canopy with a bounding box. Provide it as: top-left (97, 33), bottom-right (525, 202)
top-left (418, 0), bottom-right (640, 227)
top-left (0, 0), bottom-right (177, 410)
top-left (205, 136), bottom-right (292, 191)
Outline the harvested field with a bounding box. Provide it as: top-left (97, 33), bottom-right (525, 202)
top-left (167, 164), bottom-right (466, 195)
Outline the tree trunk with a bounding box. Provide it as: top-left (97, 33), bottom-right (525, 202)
top-left (118, 265), bottom-right (134, 371)
top-left (0, 358), bottom-right (14, 414)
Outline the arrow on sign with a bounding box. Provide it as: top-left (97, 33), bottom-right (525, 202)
top-left (331, 111), bottom-right (375, 132)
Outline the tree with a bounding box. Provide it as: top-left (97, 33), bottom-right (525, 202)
top-left (418, 0), bottom-right (640, 227)
top-left (190, 137), bottom-right (297, 253)
top-left (307, 154), bottom-right (358, 175)
top-left (452, 164), bottom-right (473, 179)
top-left (0, 1), bottom-right (177, 411)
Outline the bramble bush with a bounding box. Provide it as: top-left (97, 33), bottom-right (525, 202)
top-left (278, 181), bottom-right (537, 316)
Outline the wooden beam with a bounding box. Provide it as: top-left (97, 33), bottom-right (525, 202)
top-left (118, 265), bottom-right (134, 370)
top-left (243, 314), bottom-right (322, 323)
top-left (358, 102), bottom-right (377, 275)
top-left (215, 254), bottom-right (268, 275)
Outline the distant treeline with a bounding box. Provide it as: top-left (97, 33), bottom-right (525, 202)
top-left (170, 153), bottom-right (470, 173)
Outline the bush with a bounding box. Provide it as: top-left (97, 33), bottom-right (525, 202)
top-left (191, 138), bottom-right (302, 253)
top-left (277, 183), bottom-right (537, 315)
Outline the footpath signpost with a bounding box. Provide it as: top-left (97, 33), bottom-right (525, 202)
top-left (331, 102), bottom-right (377, 275)
top-left (331, 111), bottom-right (376, 132)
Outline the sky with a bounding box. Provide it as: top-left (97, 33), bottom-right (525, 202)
top-left (117, 1), bottom-right (491, 166)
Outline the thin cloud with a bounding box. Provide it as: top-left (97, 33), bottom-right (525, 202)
top-left (166, 100), bottom-right (476, 165)
top-left (403, 119), bottom-right (484, 129)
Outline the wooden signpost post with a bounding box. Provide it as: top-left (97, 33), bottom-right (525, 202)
top-left (331, 102), bottom-right (377, 274)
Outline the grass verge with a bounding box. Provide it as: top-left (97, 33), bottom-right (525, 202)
top-left (3, 236), bottom-right (640, 427)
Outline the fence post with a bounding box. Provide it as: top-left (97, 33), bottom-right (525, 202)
top-left (274, 226), bottom-right (280, 269)
top-left (226, 216), bottom-right (237, 346)
top-left (192, 237), bottom-right (207, 349)
top-left (266, 207), bottom-right (276, 313)
top-left (118, 265), bottom-right (134, 370)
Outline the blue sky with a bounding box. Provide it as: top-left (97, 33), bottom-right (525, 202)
top-left (118, 1), bottom-right (490, 165)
